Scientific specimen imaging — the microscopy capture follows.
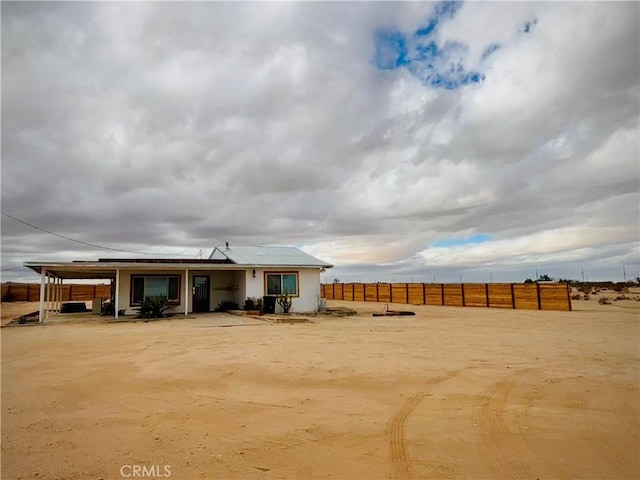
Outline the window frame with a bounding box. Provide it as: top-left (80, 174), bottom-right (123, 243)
top-left (264, 271), bottom-right (299, 297)
top-left (130, 274), bottom-right (181, 306)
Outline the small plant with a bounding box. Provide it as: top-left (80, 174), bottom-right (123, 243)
top-left (598, 297), bottom-right (611, 305)
top-left (215, 300), bottom-right (239, 312)
top-left (135, 296), bottom-right (170, 319)
top-left (571, 294), bottom-right (581, 301)
top-left (255, 297), bottom-right (263, 314)
top-left (277, 292), bottom-right (292, 314)
top-left (243, 297), bottom-right (259, 311)
top-left (614, 294), bottom-right (629, 301)
top-left (583, 294), bottom-right (590, 301)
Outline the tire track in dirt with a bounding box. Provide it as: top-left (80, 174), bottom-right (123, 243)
top-left (474, 372), bottom-right (534, 480)
top-left (514, 388), bottom-right (569, 479)
top-left (387, 370), bottom-right (460, 480)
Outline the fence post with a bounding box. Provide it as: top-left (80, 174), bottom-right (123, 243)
top-left (536, 283), bottom-right (542, 310)
top-left (422, 283), bottom-right (426, 305)
top-left (566, 283), bottom-right (572, 311)
top-left (406, 283), bottom-right (409, 304)
top-left (485, 283), bottom-right (489, 307)
top-left (440, 284), bottom-right (444, 305)
top-left (352, 284), bottom-right (355, 301)
top-left (461, 283), bottom-right (466, 307)
top-left (376, 283), bottom-right (379, 302)
top-left (510, 283), bottom-right (516, 309)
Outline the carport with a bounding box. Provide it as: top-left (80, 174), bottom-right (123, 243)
top-left (23, 261), bottom-right (216, 322)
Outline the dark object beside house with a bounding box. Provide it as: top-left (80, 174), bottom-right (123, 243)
top-left (372, 304), bottom-right (416, 317)
top-left (262, 295), bottom-right (276, 314)
top-left (60, 302), bottom-right (88, 314)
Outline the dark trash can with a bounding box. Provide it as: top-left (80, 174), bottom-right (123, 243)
top-left (262, 295), bottom-right (276, 314)
top-left (60, 302), bottom-right (88, 314)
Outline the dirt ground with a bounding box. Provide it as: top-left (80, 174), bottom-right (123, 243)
top-left (1, 298), bottom-right (639, 480)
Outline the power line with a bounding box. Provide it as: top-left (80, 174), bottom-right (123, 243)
top-left (1, 210), bottom-right (197, 257)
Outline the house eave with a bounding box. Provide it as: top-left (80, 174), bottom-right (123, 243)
top-left (23, 261), bottom-right (332, 279)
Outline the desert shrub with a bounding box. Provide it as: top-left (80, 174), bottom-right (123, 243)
top-left (583, 294), bottom-right (590, 301)
top-left (277, 293), bottom-right (292, 314)
top-left (243, 297), bottom-right (257, 310)
top-left (614, 295), bottom-right (629, 301)
top-left (243, 297), bottom-right (263, 312)
top-left (598, 297), bottom-right (611, 305)
top-left (215, 300), bottom-right (239, 312)
top-left (135, 296), bottom-right (170, 319)
top-left (571, 294), bottom-right (581, 300)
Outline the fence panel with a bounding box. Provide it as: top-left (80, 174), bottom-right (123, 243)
top-left (464, 284), bottom-right (488, 307)
top-left (539, 284), bottom-right (571, 311)
top-left (343, 283), bottom-right (354, 301)
top-left (443, 284), bottom-right (464, 306)
top-left (513, 284), bottom-right (539, 310)
top-left (353, 283), bottom-right (365, 302)
top-left (425, 284), bottom-right (444, 305)
top-left (391, 283), bottom-right (408, 304)
top-left (364, 283), bottom-right (377, 302)
top-left (487, 284), bottom-right (513, 308)
top-left (2, 283), bottom-right (110, 302)
top-left (378, 284), bottom-right (391, 302)
top-left (408, 283), bottom-right (425, 305)
top-left (321, 282), bottom-right (571, 311)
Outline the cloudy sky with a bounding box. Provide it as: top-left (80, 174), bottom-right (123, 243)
top-left (2, 1), bottom-right (639, 284)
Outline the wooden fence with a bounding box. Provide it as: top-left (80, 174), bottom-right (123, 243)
top-left (1, 283), bottom-right (111, 302)
top-left (322, 282), bottom-right (572, 311)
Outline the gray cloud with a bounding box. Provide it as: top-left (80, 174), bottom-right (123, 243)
top-left (2, 1), bottom-right (639, 283)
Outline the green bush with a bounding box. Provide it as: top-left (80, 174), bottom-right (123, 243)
top-left (135, 296), bottom-right (170, 319)
top-left (215, 300), bottom-right (239, 312)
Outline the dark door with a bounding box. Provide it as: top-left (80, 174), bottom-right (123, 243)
top-left (192, 276), bottom-right (210, 313)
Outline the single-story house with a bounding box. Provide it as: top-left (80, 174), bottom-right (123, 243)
top-left (24, 245), bottom-right (333, 322)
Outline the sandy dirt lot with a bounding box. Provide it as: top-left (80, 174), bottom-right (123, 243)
top-left (2, 298), bottom-right (638, 480)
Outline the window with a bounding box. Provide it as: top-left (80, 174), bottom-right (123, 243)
top-left (265, 272), bottom-right (298, 296)
top-left (131, 275), bottom-right (180, 304)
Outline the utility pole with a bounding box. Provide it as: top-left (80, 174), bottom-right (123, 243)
top-left (581, 267), bottom-right (585, 283)
top-left (489, 273), bottom-right (493, 283)
top-left (459, 273), bottom-right (463, 283)
top-left (623, 265), bottom-right (627, 283)
top-left (535, 269), bottom-right (538, 280)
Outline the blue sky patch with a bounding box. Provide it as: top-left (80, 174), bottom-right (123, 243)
top-left (432, 233), bottom-right (492, 248)
top-left (373, 1), bottom-right (484, 89)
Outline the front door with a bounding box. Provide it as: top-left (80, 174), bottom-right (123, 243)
top-left (192, 276), bottom-right (210, 313)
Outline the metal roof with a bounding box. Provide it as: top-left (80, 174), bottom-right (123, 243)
top-left (23, 246), bottom-right (332, 279)
top-left (209, 245), bottom-right (333, 268)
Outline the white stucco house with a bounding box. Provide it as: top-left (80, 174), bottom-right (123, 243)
top-left (24, 245), bottom-right (333, 321)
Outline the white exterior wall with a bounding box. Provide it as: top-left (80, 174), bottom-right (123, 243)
top-left (209, 270), bottom-right (244, 310)
top-left (115, 267), bottom-right (321, 314)
top-left (116, 270), bottom-right (191, 315)
top-left (243, 267), bottom-right (321, 313)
